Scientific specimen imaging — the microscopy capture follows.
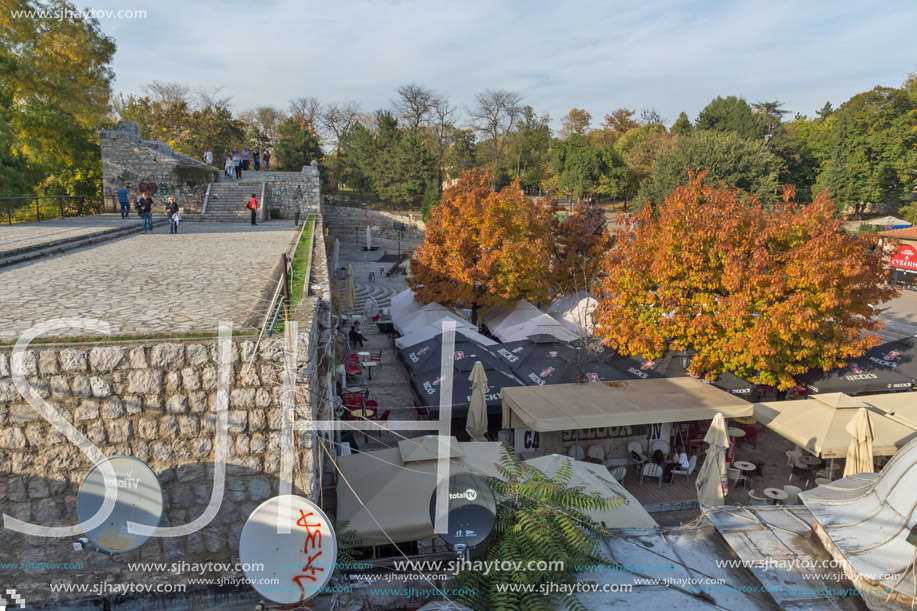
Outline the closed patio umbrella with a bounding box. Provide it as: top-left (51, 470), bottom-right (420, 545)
top-left (696, 412), bottom-right (729, 507)
top-left (843, 407), bottom-right (875, 478)
top-left (466, 361), bottom-right (489, 441)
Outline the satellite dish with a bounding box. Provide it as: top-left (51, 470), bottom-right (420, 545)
top-left (239, 495), bottom-right (338, 604)
top-left (76, 455), bottom-right (162, 553)
top-left (429, 473), bottom-right (497, 548)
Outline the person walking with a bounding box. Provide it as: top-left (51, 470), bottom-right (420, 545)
top-left (241, 149), bottom-right (250, 171)
top-left (139, 192), bottom-right (154, 234)
top-left (222, 149), bottom-right (231, 177)
top-left (253, 150), bottom-right (260, 171)
top-left (232, 151), bottom-right (242, 179)
top-left (166, 197), bottom-right (180, 234)
top-left (116, 186), bottom-right (130, 218)
top-left (204, 149), bottom-right (213, 165)
top-left (262, 150), bottom-right (270, 171)
top-left (246, 193), bottom-right (258, 226)
top-left (293, 196), bottom-right (302, 227)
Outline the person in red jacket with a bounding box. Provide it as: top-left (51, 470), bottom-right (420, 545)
top-left (246, 194), bottom-right (258, 226)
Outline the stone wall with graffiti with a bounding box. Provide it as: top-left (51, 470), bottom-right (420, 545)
top-left (100, 121), bottom-right (215, 215)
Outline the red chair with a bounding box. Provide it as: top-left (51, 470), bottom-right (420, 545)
top-left (413, 400), bottom-right (431, 420)
top-left (345, 364), bottom-right (363, 377)
top-left (342, 393), bottom-right (365, 409)
top-left (740, 426), bottom-right (758, 449)
top-left (370, 351), bottom-right (382, 363)
top-left (344, 353), bottom-right (360, 365)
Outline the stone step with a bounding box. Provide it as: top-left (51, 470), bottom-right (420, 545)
top-left (0, 219), bottom-right (169, 268)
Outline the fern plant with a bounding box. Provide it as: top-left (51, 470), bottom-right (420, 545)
top-left (451, 448), bottom-right (623, 610)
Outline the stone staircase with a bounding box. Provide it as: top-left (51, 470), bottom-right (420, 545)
top-left (203, 179), bottom-right (264, 222)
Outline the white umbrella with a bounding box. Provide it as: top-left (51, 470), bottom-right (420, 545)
top-left (466, 361), bottom-right (488, 442)
top-left (696, 412), bottom-right (729, 507)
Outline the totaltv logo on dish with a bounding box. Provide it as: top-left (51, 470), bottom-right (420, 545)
top-left (449, 489), bottom-right (478, 501)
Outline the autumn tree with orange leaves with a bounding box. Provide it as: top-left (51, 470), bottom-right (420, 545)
top-left (408, 168), bottom-right (554, 320)
top-left (551, 201), bottom-right (612, 291)
top-left (593, 173), bottom-right (897, 389)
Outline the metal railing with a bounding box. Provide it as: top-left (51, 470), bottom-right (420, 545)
top-left (2, 195), bottom-right (105, 224)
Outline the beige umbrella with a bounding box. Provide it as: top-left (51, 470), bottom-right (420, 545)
top-left (843, 407), bottom-right (875, 478)
top-left (343, 264), bottom-right (355, 313)
top-left (696, 412), bottom-right (729, 507)
top-left (466, 361), bottom-right (488, 442)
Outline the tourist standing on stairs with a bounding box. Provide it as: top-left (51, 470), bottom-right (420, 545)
top-left (262, 150), bottom-right (270, 171)
top-left (225, 155), bottom-right (234, 180)
top-left (293, 196), bottom-right (302, 227)
top-left (253, 150), bottom-right (261, 171)
top-left (233, 152), bottom-right (242, 179)
top-left (246, 194), bottom-right (258, 226)
top-left (166, 197), bottom-right (180, 234)
top-left (241, 149), bottom-right (250, 171)
top-left (117, 186), bottom-right (130, 218)
top-left (139, 192), bottom-right (154, 234)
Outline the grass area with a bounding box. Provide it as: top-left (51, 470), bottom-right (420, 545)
top-left (290, 213), bottom-right (316, 309)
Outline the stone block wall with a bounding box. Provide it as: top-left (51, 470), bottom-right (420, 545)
top-left (0, 335), bottom-right (319, 605)
top-left (263, 162), bottom-right (322, 219)
top-left (101, 121), bottom-right (216, 214)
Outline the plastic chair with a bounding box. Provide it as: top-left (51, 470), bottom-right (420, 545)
top-left (748, 490), bottom-right (768, 506)
top-left (789, 465), bottom-right (811, 489)
top-left (368, 409), bottom-right (390, 437)
top-left (341, 393), bottom-right (365, 410)
top-left (370, 351), bottom-right (382, 363)
top-left (568, 444), bottom-right (585, 461)
top-left (740, 426), bottom-right (758, 449)
top-left (649, 439), bottom-right (670, 456)
top-left (610, 466), bottom-right (627, 482)
top-left (671, 455), bottom-right (697, 482)
top-left (640, 463), bottom-right (664, 488)
top-left (785, 450), bottom-right (802, 467)
top-left (727, 466), bottom-right (746, 489)
top-left (586, 444), bottom-right (605, 462)
top-left (783, 485), bottom-right (802, 504)
top-left (627, 442), bottom-right (647, 465)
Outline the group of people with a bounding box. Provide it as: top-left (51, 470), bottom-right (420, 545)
top-left (650, 444), bottom-right (691, 484)
top-left (212, 148), bottom-right (271, 179)
top-left (115, 187), bottom-right (181, 234)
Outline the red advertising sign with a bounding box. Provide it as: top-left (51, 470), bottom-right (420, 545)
top-left (890, 245), bottom-right (917, 270)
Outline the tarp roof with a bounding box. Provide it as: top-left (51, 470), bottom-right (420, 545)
top-left (796, 353), bottom-right (915, 395)
top-left (480, 300), bottom-right (540, 335)
top-left (611, 350), bottom-right (760, 401)
top-left (800, 435), bottom-right (917, 603)
top-left (859, 336), bottom-right (917, 382)
top-left (495, 313), bottom-right (581, 343)
top-left (524, 455), bottom-right (657, 529)
top-left (388, 289), bottom-right (422, 327)
top-left (398, 332), bottom-right (501, 376)
top-left (412, 353), bottom-right (524, 418)
top-left (394, 320), bottom-right (493, 350)
top-left (752, 392), bottom-right (917, 458)
top-left (491, 334), bottom-right (628, 386)
top-left (544, 291), bottom-right (598, 335)
top-left (396, 304), bottom-right (470, 336)
top-left (336, 440), bottom-right (504, 544)
top-left (502, 378), bottom-right (753, 432)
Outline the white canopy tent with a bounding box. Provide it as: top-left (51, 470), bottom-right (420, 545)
top-left (389, 289), bottom-right (423, 332)
top-left (481, 300), bottom-right (540, 335)
top-left (495, 313), bottom-right (581, 343)
top-left (545, 291), bottom-right (598, 335)
top-left (395, 303), bottom-right (464, 335)
top-left (395, 320), bottom-right (495, 349)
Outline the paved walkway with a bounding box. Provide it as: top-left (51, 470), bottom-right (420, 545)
top-left (0, 222), bottom-right (299, 340)
top-left (0, 214), bottom-right (143, 255)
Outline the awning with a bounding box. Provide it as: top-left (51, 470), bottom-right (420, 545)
top-left (752, 392), bottom-right (917, 458)
top-left (394, 320), bottom-right (493, 350)
top-left (544, 291), bottom-right (598, 335)
top-left (396, 305), bottom-right (472, 336)
top-left (859, 336), bottom-right (917, 382)
top-left (481, 300), bottom-right (540, 335)
top-left (336, 439), bottom-right (504, 544)
top-left (494, 313), bottom-right (581, 343)
top-left (389, 289), bottom-right (422, 328)
top-left (502, 378), bottom-right (753, 432)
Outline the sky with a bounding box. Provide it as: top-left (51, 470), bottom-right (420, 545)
top-left (89, 0), bottom-right (917, 129)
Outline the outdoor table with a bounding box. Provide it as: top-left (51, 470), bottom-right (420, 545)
top-left (357, 351), bottom-right (370, 360)
top-left (727, 428), bottom-right (746, 438)
top-left (346, 407), bottom-right (376, 419)
top-left (734, 417), bottom-right (757, 426)
top-left (733, 460), bottom-right (756, 472)
top-left (764, 488), bottom-right (789, 505)
top-left (362, 361), bottom-right (378, 379)
top-left (800, 455), bottom-right (822, 467)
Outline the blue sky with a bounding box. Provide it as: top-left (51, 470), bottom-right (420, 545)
top-left (91, 0), bottom-right (917, 128)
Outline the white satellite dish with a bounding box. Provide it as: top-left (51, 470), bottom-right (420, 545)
top-left (239, 495), bottom-right (338, 604)
top-left (76, 455), bottom-right (162, 553)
